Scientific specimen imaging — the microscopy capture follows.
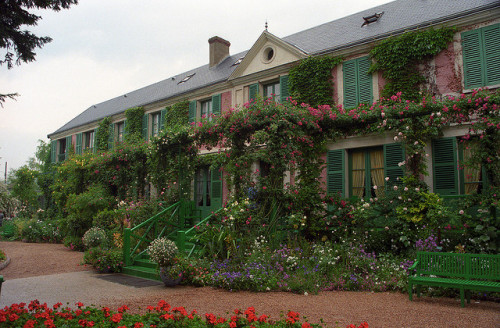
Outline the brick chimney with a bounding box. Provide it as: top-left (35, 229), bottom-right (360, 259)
top-left (209, 36), bottom-right (230, 68)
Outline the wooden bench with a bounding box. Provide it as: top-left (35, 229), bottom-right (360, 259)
top-left (408, 251), bottom-right (500, 307)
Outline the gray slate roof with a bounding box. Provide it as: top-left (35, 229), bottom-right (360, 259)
top-left (49, 0), bottom-right (500, 138)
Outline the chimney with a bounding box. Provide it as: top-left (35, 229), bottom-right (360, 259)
top-left (209, 36), bottom-right (230, 68)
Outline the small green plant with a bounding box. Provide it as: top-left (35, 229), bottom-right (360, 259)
top-left (63, 235), bottom-right (85, 251)
top-left (83, 247), bottom-right (123, 273)
top-left (147, 237), bottom-right (178, 267)
top-left (82, 227), bottom-right (109, 249)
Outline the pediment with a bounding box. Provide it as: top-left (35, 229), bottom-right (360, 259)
top-left (229, 31), bottom-right (307, 80)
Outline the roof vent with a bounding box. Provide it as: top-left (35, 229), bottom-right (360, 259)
top-left (362, 12), bottom-right (383, 27)
top-left (232, 57), bottom-right (244, 66)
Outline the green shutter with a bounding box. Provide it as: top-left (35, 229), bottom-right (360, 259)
top-left (343, 59), bottom-right (358, 108)
top-left (160, 108), bottom-right (167, 130)
top-left (432, 138), bottom-right (459, 195)
top-left (280, 75), bottom-right (290, 103)
top-left (75, 133), bottom-right (83, 155)
top-left (462, 29), bottom-right (484, 89)
top-left (249, 83), bottom-right (259, 102)
top-left (327, 150), bottom-right (345, 197)
top-left (142, 114), bottom-right (149, 140)
top-left (384, 143), bottom-right (405, 187)
top-left (123, 120), bottom-right (128, 138)
top-left (108, 123), bottom-right (115, 149)
top-left (65, 136), bottom-right (72, 160)
top-left (189, 101), bottom-right (196, 123)
top-left (212, 94), bottom-right (221, 115)
top-left (211, 168), bottom-right (223, 210)
top-left (50, 140), bottom-right (57, 163)
top-left (357, 57), bottom-right (373, 105)
top-left (93, 128), bottom-right (97, 153)
top-left (483, 24), bottom-right (500, 86)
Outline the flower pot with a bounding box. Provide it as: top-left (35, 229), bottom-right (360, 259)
top-left (159, 266), bottom-right (183, 287)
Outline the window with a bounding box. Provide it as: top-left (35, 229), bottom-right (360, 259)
top-left (189, 94), bottom-right (221, 123)
top-left (432, 137), bottom-right (487, 195)
top-left (264, 81), bottom-right (280, 102)
top-left (58, 138), bottom-right (66, 162)
top-left (350, 148), bottom-right (385, 198)
top-left (84, 131), bottom-right (95, 151)
top-left (462, 23), bottom-right (500, 89)
top-left (248, 75), bottom-right (289, 103)
top-left (201, 99), bottom-right (213, 120)
top-left (116, 122), bottom-right (125, 142)
top-left (327, 143), bottom-right (404, 198)
top-left (343, 56), bottom-right (372, 108)
top-left (151, 112), bottom-right (161, 137)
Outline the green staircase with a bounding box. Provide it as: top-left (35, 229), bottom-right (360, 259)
top-left (121, 200), bottom-right (219, 281)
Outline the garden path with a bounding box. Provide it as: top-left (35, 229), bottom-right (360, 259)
top-left (0, 241), bottom-right (499, 328)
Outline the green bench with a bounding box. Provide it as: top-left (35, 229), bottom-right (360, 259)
top-left (408, 251), bottom-right (500, 307)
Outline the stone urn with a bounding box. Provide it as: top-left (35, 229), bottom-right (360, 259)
top-left (159, 266), bottom-right (183, 287)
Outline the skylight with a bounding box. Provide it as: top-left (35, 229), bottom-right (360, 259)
top-left (362, 12), bottom-right (384, 27)
top-left (232, 57), bottom-right (244, 66)
top-left (177, 73), bottom-right (195, 85)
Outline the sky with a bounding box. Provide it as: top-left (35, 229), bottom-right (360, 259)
top-left (0, 0), bottom-right (393, 177)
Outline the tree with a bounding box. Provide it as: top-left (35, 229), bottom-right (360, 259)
top-left (0, 0), bottom-right (78, 106)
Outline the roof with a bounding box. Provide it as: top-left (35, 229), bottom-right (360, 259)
top-left (48, 0), bottom-right (500, 138)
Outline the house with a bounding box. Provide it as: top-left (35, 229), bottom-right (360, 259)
top-left (48, 0), bottom-right (500, 213)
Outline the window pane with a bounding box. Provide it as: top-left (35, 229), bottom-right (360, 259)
top-left (370, 149), bottom-right (384, 197)
top-left (351, 151), bottom-right (365, 198)
top-left (463, 143), bottom-right (482, 194)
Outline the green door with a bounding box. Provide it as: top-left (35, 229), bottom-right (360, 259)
top-left (195, 167), bottom-right (222, 219)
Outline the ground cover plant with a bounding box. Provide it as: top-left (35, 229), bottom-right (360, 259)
top-left (0, 300), bottom-right (370, 328)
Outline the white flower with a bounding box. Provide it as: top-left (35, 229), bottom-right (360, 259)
top-left (414, 141), bottom-right (419, 145)
top-left (404, 187), bottom-right (408, 191)
top-left (459, 210), bottom-right (464, 215)
top-left (415, 187), bottom-right (420, 192)
top-left (394, 136), bottom-right (399, 141)
top-left (394, 186), bottom-right (398, 191)
top-left (385, 177), bottom-right (390, 181)
top-left (373, 185), bottom-right (378, 190)
top-left (436, 112), bottom-right (441, 117)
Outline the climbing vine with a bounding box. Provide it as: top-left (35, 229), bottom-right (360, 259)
top-left (289, 56), bottom-right (342, 107)
top-left (369, 27), bottom-right (456, 101)
top-left (96, 117), bottom-right (111, 152)
top-left (164, 100), bottom-right (189, 127)
top-left (124, 107), bottom-right (144, 142)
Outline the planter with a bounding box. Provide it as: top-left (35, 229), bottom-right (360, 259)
top-left (159, 266), bottom-right (183, 287)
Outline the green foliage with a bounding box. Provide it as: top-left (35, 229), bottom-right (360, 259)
top-left (82, 226), bottom-right (109, 249)
top-left (9, 166), bottom-right (39, 216)
top-left (16, 218), bottom-right (62, 243)
top-left (63, 184), bottom-right (114, 238)
top-left (83, 247), bottom-right (123, 273)
top-left (369, 27), bottom-right (455, 101)
top-left (0, 181), bottom-right (18, 214)
top-left (63, 235), bottom-right (85, 251)
top-left (124, 106), bottom-right (144, 142)
top-left (289, 56), bottom-right (342, 107)
top-left (164, 100), bottom-right (189, 127)
top-left (96, 117), bottom-right (111, 152)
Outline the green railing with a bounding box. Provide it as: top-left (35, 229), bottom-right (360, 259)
top-left (177, 207), bottom-right (223, 257)
top-left (123, 201), bottom-right (181, 266)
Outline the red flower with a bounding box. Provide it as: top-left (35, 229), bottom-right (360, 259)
top-left (111, 313), bottom-right (123, 323)
top-left (118, 305), bottom-right (129, 313)
top-left (302, 323), bottom-right (312, 328)
top-left (23, 320), bottom-right (37, 328)
top-left (134, 323), bottom-right (144, 328)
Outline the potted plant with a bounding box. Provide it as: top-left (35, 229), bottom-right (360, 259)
top-left (147, 237), bottom-right (183, 286)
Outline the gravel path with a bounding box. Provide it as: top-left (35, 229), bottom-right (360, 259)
top-left (0, 241), bottom-right (499, 327)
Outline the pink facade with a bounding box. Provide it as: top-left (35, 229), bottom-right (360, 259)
top-left (221, 91), bottom-right (232, 113)
top-left (435, 41), bottom-right (461, 95)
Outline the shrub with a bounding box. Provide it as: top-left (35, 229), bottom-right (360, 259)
top-left (82, 227), bottom-right (109, 249)
top-left (63, 235), bottom-right (85, 252)
top-left (83, 247), bottom-right (123, 273)
top-left (0, 249), bottom-right (6, 261)
top-left (17, 219), bottom-right (62, 243)
top-left (147, 237), bottom-right (178, 267)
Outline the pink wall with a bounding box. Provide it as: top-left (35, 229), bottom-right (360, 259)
top-left (72, 134), bottom-right (76, 151)
top-left (319, 153), bottom-right (327, 196)
top-left (435, 41), bottom-right (461, 95)
top-left (221, 91), bottom-right (232, 114)
top-left (378, 72), bottom-right (387, 98)
top-left (331, 67), bottom-right (339, 104)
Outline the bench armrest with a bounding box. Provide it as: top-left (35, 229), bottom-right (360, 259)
top-left (408, 260), bottom-right (418, 271)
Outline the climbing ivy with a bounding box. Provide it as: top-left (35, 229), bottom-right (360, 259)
top-left (164, 100), bottom-right (189, 127)
top-left (289, 56), bottom-right (342, 107)
top-left (369, 27), bottom-right (456, 101)
top-left (96, 117), bottom-right (111, 152)
top-left (124, 107), bottom-right (144, 142)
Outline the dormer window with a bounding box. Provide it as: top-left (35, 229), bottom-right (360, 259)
top-left (178, 73), bottom-right (195, 85)
top-left (362, 12), bottom-right (384, 27)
